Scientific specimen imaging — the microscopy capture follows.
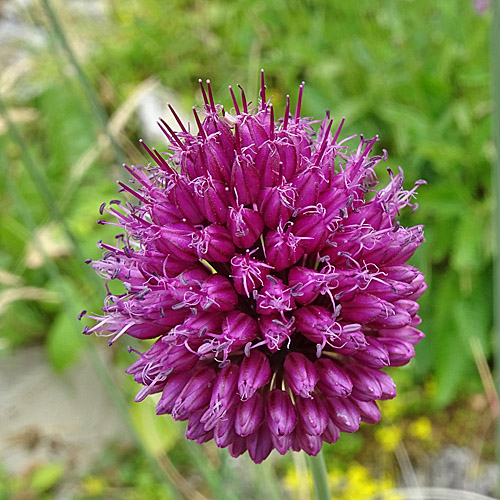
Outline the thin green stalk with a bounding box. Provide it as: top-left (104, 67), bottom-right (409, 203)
top-left (491, 0), bottom-right (500, 490)
top-left (306, 450), bottom-right (330, 500)
top-left (40, 0), bottom-right (125, 164)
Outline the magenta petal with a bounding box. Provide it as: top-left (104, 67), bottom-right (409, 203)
top-left (246, 424), bottom-right (273, 464)
top-left (324, 397), bottom-right (361, 433)
top-left (235, 392), bottom-right (265, 437)
top-left (238, 350), bottom-right (271, 400)
top-left (172, 368), bottom-right (217, 420)
top-left (266, 389), bottom-right (297, 436)
top-left (315, 358), bottom-right (353, 398)
top-left (295, 396), bottom-right (329, 436)
top-left (284, 352), bottom-right (319, 398)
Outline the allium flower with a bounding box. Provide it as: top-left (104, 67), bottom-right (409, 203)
top-left (82, 72), bottom-right (426, 463)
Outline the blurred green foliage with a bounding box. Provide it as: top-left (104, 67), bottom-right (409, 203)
top-left (0, 0), bottom-right (494, 497)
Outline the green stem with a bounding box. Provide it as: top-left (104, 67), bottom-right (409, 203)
top-left (491, 0), bottom-right (500, 493)
top-left (306, 450), bottom-right (330, 500)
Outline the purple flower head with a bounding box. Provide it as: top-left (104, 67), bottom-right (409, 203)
top-left (83, 71), bottom-right (426, 463)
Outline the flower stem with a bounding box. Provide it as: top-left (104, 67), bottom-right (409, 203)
top-left (491, 0), bottom-right (500, 493)
top-left (306, 450), bottom-right (330, 500)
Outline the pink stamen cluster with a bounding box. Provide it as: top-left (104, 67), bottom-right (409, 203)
top-left (82, 71), bottom-right (426, 463)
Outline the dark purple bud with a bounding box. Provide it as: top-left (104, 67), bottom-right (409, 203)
top-left (345, 363), bottom-right (396, 401)
top-left (369, 304), bottom-right (411, 328)
top-left (214, 406), bottom-right (237, 447)
top-left (246, 424), bottom-right (273, 464)
top-left (291, 167), bottom-right (324, 208)
top-left (228, 435), bottom-right (247, 458)
top-left (410, 315), bottom-right (422, 327)
top-left (376, 337), bottom-right (415, 367)
top-left (235, 392), bottom-right (265, 436)
top-left (284, 352), bottom-right (319, 398)
top-left (264, 224), bottom-right (305, 271)
top-left (202, 143), bottom-right (232, 184)
top-left (352, 337), bottom-right (390, 368)
top-left (255, 142), bottom-right (282, 187)
top-left (378, 325), bottom-right (425, 345)
top-left (200, 275), bottom-right (238, 311)
top-left (270, 433), bottom-right (293, 455)
top-left (171, 176), bottom-right (205, 224)
top-left (292, 205), bottom-right (328, 253)
top-left (230, 154), bottom-right (261, 205)
top-left (192, 176), bottom-right (230, 224)
top-left (258, 184), bottom-right (296, 229)
top-left (230, 253), bottom-right (272, 296)
top-left (364, 278), bottom-right (414, 301)
top-left (295, 396), bottom-right (329, 435)
top-left (172, 367), bottom-right (217, 420)
top-left (266, 389), bottom-right (297, 437)
top-left (407, 281), bottom-right (427, 301)
top-left (238, 350), bottom-right (271, 400)
top-left (190, 223), bottom-right (235, 262)
top-left (162, 343), bottom-right (199, 372)
top-left (256, 276), bottom-right (295, 316)
top-left (351, 397), bottom-right (381, 424)
top-left (384, 265), bottom-right (421, 283)
top-left (156, 372), bottom-right (193, 415)
top-left (203, 114), bottom-right (236, 163)
top-left (294, 305), bottom-right (339, 345)
top-left (210, 363), bottom-right (240, 410)
top-left (394, 299), bottom-right (420, 317)
top-left (227, 207), bottom-right (264, 248)
top-left (222, 310), bottom-right (259, 349)
top-left (315, 358), bottom-right (353, 398)
top-left (175, 310), bottom-right (223, 338)
top-left (324, 396), bottom-right (361, 433)
top-left (288, 266), bottom-right (334, 306)
top-left (258, 314), bottom-right (295, 352)
top-left (157, 222), bottom-right (199, 261)
top-left (185, 409), bottom-right (214, 444)
top-left (340, 293), bottom-right (387, 323)
top-left (321, 419), bottom-right (341, 444)
top-left (294, 428), bottom-right (323, 456)
top-left (240, 114), bottom-right (269, 150)
top-left (276, 137), bottom-right (298, 180)
top-left (150, 201), bottom-right (183, 226)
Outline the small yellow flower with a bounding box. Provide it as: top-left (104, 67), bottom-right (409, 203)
top-left (380, 398), bottom-right (403, 421)
top-left (375, 426), bottom-right (402, 452)
top-left (409, 416), bottom-right (432, 441)
top-left (82, 476), bottom-right (106, 496)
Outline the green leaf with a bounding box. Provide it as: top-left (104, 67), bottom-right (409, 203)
top-left (130, 396), bottom-right (179, 457)
top-left (30, 462), bottom-right (64, 493)
top-left (46, 307), bottom-right (83, 372)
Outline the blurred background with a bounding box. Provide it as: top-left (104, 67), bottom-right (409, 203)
top-left (0, 0), bottom-right (496, 499)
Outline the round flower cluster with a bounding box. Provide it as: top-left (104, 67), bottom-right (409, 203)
top-left (83, 73), bottom-right (426, 463)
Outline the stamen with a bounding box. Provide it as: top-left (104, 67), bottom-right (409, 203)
top-left (168, 104), bottom-right (187, 133)
top-left (117, 182), bottom-right (149, 204)
top-left (157, 119), bottom-right (186, 150)
top-left (192, 107), bottom-right (207, 140)
top-left (269, 104), bottom-right (275, 141)
top-left (228, 85), bottom-right (240, 114)
top-left (206, 79), bottom-right (216, 112)
top-left (295, 81), bottom-right (305, 120)
top-left (198, 78), bottom-right (209, 108)
top-left (283, 94), bottom-right (290, 129)
top-left (260, 68), bottom-right (266, 110)
top-left (237, 84), bottom-right (248, 113)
